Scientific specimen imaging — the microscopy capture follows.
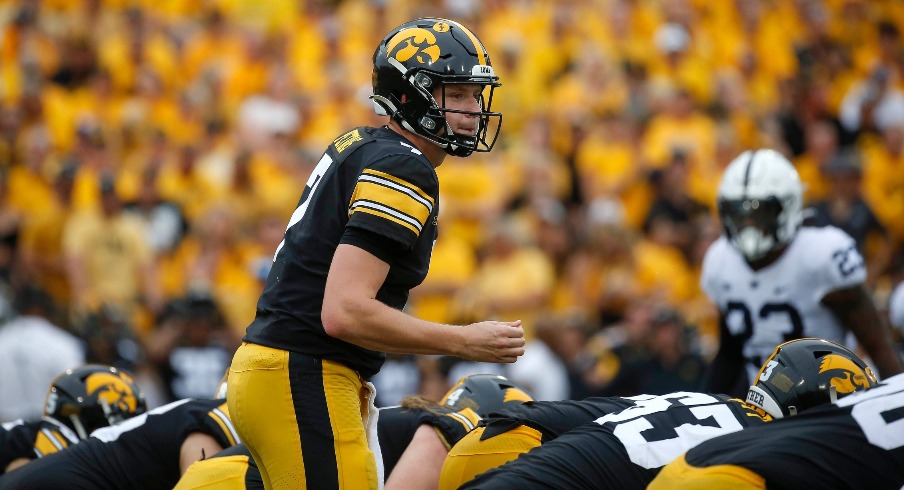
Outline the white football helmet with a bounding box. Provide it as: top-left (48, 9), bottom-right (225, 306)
top-left (717, 149), bottom-right (803, 261)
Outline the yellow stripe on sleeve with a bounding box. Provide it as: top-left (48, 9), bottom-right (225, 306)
top-left (350, 207), bottom-right (420, 235)
top-left (361, 169), bottom-right (434, 206)
top-left (349, 168), bottom-right (434, 234)
top-left (34, 430), bottom-right (67, 457)
top-left (209, 405), bottom-right (239, 447)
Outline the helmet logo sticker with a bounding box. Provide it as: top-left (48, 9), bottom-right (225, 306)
top-left (387, 28), bottom-right (441, 65)
top-left (818, 354), bottom-right (872, 395)
top-left (86, 372), bottom-right (140, 414)
top-left (503, 387), bottom-right (533, 404)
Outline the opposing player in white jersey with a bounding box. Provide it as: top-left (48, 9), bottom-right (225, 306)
top-left (701, 149), bottom-right (902, 397)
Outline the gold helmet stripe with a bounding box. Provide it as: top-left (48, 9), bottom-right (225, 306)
top-left (440, 18), bottom-right (486, 65)
top-left (752, 340), bottom-right (789, 383)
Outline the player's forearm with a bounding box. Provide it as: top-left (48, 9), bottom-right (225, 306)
top-left (855, 322), bottom-right (904, 378)
top-left (870, 346), bottom-right (904, 379)
top-left (705, 322), bottom-right (747, 396)
top-left (322, 295), bottom-right (465, 357)
top-left (384, 424), bottom-right (447, 490)
top-left (830, 287), bottom-right (904, 378)
top-left (705, 349), bottom-right (745, 394)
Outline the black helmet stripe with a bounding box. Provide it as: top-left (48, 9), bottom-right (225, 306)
top-left (439, 18), bottom-right (486, 64)
top-left (742, 149), bottom-right (758, 195)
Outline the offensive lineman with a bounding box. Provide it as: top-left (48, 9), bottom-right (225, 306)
top-left (652, 368), bottom-right (903, 489)
top-left (0, 376), bottom-right (236, 490)
top-left (0, 364), bottom-right (146, 474)
top-left (452, 339), bottom-right (876, 489)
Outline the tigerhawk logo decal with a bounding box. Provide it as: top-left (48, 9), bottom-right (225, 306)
top-left (503, 387), bottom-right (533, 404)
top-left (387, 26), bottom-right (442, 65)
top-left (86, 372), bottom-right (140, 413)
top-left (818, 354), bottom-right (875, 395)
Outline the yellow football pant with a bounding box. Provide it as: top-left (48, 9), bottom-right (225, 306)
top-left (648, 454), bottom-right (766, 490)
top-left (438, 424), bottom-right (542, 490)
top-left (228, 342), bottom-right (378, 490)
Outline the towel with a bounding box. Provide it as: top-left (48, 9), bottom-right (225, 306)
top-left (363, 381), bottom-right (384, 489)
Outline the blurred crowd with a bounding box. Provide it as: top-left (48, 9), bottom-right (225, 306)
top-left (0, 0), bottom-right (903, 415)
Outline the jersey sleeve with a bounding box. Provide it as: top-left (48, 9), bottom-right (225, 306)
top-left (345, 155), bottom-right (438, 250)
top-left (1, 422), bottom-right (38, 470)
top-left (200, 401), bottom-right (241, 450)
top-left (807, 227), bottom-right (866, 300)
top-left (33, 426), bottom-right (78, 457)
top-left (428, 407), bottom-right (481, 449)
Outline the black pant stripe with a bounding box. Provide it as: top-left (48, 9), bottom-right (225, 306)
top-left (289, 352), bottom-right (339, 490)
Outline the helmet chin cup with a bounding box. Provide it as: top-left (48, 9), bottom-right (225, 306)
top-left (735, 226), bottom-right (774, 261)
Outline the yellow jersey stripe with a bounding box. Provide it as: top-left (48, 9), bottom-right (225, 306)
top-left (360, 169), bottom-right (434, 207)
top-left (34, 429), bottom-right (68, 456)
top-left (447, 407), bottom-right (480, 432)
top-left (209, 406), bottom-right (240, 447)
top-left (350, 181), bottom-right (431, 230)
top-left (349, 207), bottom-right (420, 235)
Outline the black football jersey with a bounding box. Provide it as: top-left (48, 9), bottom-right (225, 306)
top-left (673, 374), bottom-right (904, 490)
top-left (0, 418), bottom-right (79, 473)
top-left (244, 126), bottom-right (439, 379)
top-left (0, 398), bottom-right (239, 490)
top-left (478, 396), bottom-right (638, 443)
top-left (462, 392), bottom-right (771, 490)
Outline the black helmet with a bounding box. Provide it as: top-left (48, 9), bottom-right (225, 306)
top-left (440, 374), bottom-right (533, 415)
top-left (371, 17), bottom-right (502, 157)
top-left (44, 364), bottom-right (147, 439)
top-left (745, 338), bottom-right (877, 418)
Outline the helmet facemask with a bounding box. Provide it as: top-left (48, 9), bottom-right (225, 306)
top-left (64, 398), bottom-right (118, 440)
top-left (716, 149), bottom-right (803, 261)
top-left (718, 196), bottom-right (787, 261)
top-left (375, 68), bottom-right (501, 157)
